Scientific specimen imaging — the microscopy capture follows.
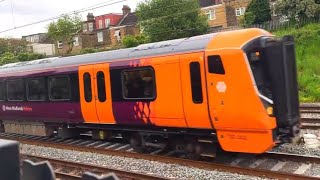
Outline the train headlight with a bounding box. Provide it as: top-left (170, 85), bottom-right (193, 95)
top-left (267, 106), bottom-right (273, 116)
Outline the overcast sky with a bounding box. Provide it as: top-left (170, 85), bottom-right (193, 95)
top-left (0, 0), bottom-right (143, 38)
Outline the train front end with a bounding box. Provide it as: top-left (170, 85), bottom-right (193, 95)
top-left (245, 35), bottom-right (301, 144)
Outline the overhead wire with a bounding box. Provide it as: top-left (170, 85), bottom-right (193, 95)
top-left (0, 0), bottom-right (127, 34)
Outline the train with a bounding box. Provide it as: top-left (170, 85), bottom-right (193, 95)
top-left (0, 28), bottom-right (300, 157)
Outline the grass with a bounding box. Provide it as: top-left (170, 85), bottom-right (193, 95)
top-left (274, 24), bottom-right (320, 102)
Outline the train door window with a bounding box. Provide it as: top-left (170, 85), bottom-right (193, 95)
top-left (122, 67), bottom-right (156, 100)
top-left (83, 73), bottom-right (92, 102)
top-left (208, 55), bottom-right (225, 74)
top-left (48, 76), bottom-right (71, 101)
top-left (0, 81), bottom-right (6, 101)
top-left (27, 78), bottom-right (46, 101)
top-left (96, 71), bottom-right (106, 102)
top-left (190, 62), bottom-right (203, 103)
top-left (7, 79), bottom-right (25, 101)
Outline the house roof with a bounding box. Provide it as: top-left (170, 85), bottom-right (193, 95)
top-left (119, 12), bottom-right (137, 26)
top-left (199, 0), bottom-right (215, 7)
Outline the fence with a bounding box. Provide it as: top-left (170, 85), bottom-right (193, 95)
top-left (248, 16), bottom-right (320, 31)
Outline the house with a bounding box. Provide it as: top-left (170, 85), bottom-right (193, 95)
top-left (56, 5), bottom-right (140, 55)
top-left (200, 0), bottom-right (228, 31)
top-left (22, 33), bottom-right (55, 56)
top-left (224, 0), bottom-right (251, 27)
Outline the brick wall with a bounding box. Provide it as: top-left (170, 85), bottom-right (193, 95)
top-left (225, 0), bottom-right (251, 26)
top-left (202, 4), bottom-right (228, 28)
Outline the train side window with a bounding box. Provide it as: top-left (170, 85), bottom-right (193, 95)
top-left (190, 62), bottom-right (203, 103)
top-left (27, 78), bottom-right (46, 101)
top-left (83, 73), bottom-right (92, 102)
top-left (0, 81), bottom-right (6, 101)
top-left (97, 71), bottom-right (106, 102)
top-left (7, 79), bottom-right (25, 101)
top-left (48, 76), bottom-right (71, 101)
top-left (208, 55), bottom-right (225, 74)
top-left (122, 68), bottom-right (156, 100)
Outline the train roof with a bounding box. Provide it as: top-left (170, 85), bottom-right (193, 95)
top-left (0, 28), bottom-right (271, 75)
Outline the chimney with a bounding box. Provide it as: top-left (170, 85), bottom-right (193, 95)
top-left (122, 5), bottom-right (131, 15)
top-left (87, 13), bottom-right (94, 21)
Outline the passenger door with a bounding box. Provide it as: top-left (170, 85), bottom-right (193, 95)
top-left (79, 65), bottom-right (99, 123)
top-left (79, 63), bottom-right (115, 124)
top-left (204, 52), bottom-right (227, 126)
top-left (93, 63), bottom-right (115, 124)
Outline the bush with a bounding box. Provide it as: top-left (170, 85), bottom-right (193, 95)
top-left (122, 34), bottom-right (150, 48)
top-left (17, 52), bottom-right (46, 61)
top-left (0, 52), bottom-right (17, 65)
top-left (80, 48), bottom-right (100, 54)
top-left (275, 23), bottom-right (320, 102)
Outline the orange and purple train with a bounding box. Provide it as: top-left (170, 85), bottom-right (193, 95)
top-left (0, 28), bottom-right (300, 156)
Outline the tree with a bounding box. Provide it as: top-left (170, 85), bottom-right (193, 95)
top-left (47, 14), bottom-right (82, 55)
top-left (275, 0), bottom-right (320, 20)
top-left (136, 0), bottom-right (209, 42)
top-left (0, 38), bottom-right (28, 55)
top-left (244, 0), bottom-right (272, 25)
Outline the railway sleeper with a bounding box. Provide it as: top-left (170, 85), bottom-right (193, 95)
top-left (2, 121), bottom-right (54, 137)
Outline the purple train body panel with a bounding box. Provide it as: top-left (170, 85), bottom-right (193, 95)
top-left (0, 102), bottom-right (83, 123)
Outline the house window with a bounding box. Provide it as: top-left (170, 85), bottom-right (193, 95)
top-left (33, 35), bottom-right (40, 43)
top-left (98, 20), bottom-right (103, 29)
top-left (122, 68), bottom-right (156, 99)
top-left (57, 41), bottom-right (63, 49)
top-left (88, 22), bottom-right (94, 31)
top-left (271, 2), bottom-right (277, 16)
top-left (206, 10), bottom-right (216, 20)
top-left (97, 32), bottom-right (103, 42)
top-left (73, 36), bottom-right (79, 46)
top-left (105, 18), bottom-right (110, 27)
top-left (83, 24), bottom-right (88, 32)
top-left (235, 7), bottom-right (246, 16)
top-left (114, 29), bottom-right (121, 42)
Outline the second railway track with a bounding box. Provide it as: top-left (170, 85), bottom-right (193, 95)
top-left (1, 132), bottom-right (320, 180)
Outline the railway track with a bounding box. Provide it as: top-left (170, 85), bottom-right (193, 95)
top-left (1, 133), bottom-right (320, 180)
top-left (300, 105), bottom-right (320, 130)
top-left (21, 154), bottom-right (165, 180)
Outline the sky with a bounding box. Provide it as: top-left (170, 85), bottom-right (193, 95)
top-left (0, 0), bottom-right (143, 38)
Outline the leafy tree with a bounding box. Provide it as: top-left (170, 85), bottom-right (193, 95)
top-left (275, 0), bottom-right (320, 19)
top-left (122, 34), bottom-right (149, 47)
top-left (244, 0), bottom-right (271, 25)
top-left (136, 0), bottom-right (209, 42)
top-left (47, 14), bottom-right (82, 55)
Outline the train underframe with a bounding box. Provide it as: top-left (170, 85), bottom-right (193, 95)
top-left (0, 120), bottom-right (219, 159)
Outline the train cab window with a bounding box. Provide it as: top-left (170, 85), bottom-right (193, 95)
top-left (97, 71), bottom-right (106, 102)
top-left (208, 55), bottom-right (225, 74)
top-left (7, 79), bottom-right (25, 101)
top-left (122, 68), bottom-right (156, 99)
top-left (27, 78), bottom-right (46, 101)
top-left (190, 62), bottom-right (203, 103)
top-left (83, 73), bottom-right (92, 102)
top-left (0, 81), bottom-right (6, 101)
top-left (48, 76), bottom-right (71, 101)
